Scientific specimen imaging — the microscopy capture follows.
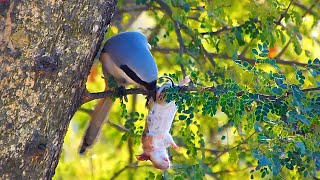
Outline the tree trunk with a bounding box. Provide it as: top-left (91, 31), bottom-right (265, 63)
top-left (0, 0), bottom-right (117, 178)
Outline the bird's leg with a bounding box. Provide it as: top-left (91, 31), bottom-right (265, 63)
top-left (116, 86), bottom-right (128, 102)
top-left (145, 85), bottom-right (159, 107)
top-left (148, 87), bottom-right (157, 101)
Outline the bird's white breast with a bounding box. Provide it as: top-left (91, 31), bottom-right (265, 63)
top-left (100, 53), bottom-right (137, 86)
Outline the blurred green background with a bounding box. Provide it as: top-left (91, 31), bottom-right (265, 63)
top-left (53, 0), bottom-right (320, 179)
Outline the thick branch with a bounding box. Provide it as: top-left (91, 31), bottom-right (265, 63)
top-left (81, 88), bottom-right (147, 104)
top-left (81, 84), bottom-right (320, 104)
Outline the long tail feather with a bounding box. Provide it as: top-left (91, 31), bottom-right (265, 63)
top-left (79, 97), bottom-right (113, 154)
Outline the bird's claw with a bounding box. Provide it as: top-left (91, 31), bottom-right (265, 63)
top-left (117, 86), bottom-right (128, 102)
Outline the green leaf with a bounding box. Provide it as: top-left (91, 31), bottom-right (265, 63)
top-left (147, 171), bottom-right (155, 179)
top-left (183, 3), bottom-right (190, 12)
top-left (262, 42), bottom-right (267, 49)
top-left (254, 122), bottom-right (263, 132)
top-left (305, 50), bottom-right (310, 57)
top-left (279, 30), bottom-right (286, 44)
top-left (243, 61), bottom-right (249, 67)
top-left (272, 87), bottom-right (282, 95)
top-left (252, 48), bottom-right (258, 55)
top-left (190, 71), bottom-right (198, 81)
top-left (275, 78), bottom-right (283, 86)
top-left (293, 37), bottom-right (302, 55)
top-left (258, 156), bottom-right (270, 167)
top-left (179, 115), bottom-right (187, 120)
top-left (229, 149), bottom-right (238, 163)
top-left (280, 83), bottom-right (287, 89)
top-left (258, 44), bottom-right (262, 51)
top-left (234, 27), bottom-right (245, 46)
top-left (259, 53), bottom-right (268, 57)
top-left (268, 59), bottom-right (280, 70)
top-left (292, 10), bottom-right (302, 25)
top-left (297, 114), bottom-right (310, 126)
top-left (295, 141), bottom-right (306, 155)
top-left (286, 162), bottom-right (294, 170)
top-left (174, 176), bottom-right (184, 180)
top-left (272, 156), bottom-right (281, 176)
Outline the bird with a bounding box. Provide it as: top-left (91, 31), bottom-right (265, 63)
top-left (79, 31), bottom-right (158, 154)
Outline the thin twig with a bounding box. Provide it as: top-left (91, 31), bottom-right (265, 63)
top-left (210, 132), bottom-right (256, 164)
top-left (110, 163), bottom-right (153, 180)
top-left (128, 94), bottom-right (138, 163)
top-left (200, 18), bottom-right (260, 36)
top-left (303, 0), bottom-right (319, 17)
top-left (76, 108), bottom-right (129, 132)
top-left (110, 162), bottom-right (137, 180)
top-left (293, 2), bottom-right (317, 17)
top-left (207, 166), bottom-right (255, 176)
top-left (274, 38), bottom-right (292, 59)
top-left (107, 120), bottom-right (129, 133)
top-left (275, 0), bottom-right (293, 25)
top-left (174, 21), bottom-right (217, 67)
top-left (152, 47), bottom-right (310, 67)
top-left (240, 42), bottom-right (252, 57)
top-left (151, 47), bottom-right (179, 53)
top-left (174, 21), bottom-right (187, 76)
top-left (153, 0), bottom-right (187, 75)
top-left (116, 6), bottom-right (151, 14)
top-left (153, 0), bottom-right (216, 67)
top-left (211, 52), bottom-right (309, 67)
top-left (78, 107), bottom-right (94, 114)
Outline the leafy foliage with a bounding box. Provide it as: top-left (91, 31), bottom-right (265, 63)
top-left (54, 0), bottom-right (320, 179)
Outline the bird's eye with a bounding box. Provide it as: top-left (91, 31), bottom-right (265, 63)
top-left (163, 158), bottom-right (169, 162)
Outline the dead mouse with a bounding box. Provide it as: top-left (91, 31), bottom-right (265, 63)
top-left (136, 76), bottom-right (190, 170)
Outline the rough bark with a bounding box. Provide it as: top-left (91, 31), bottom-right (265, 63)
top-left (0, 0), bottom-right (117, 179)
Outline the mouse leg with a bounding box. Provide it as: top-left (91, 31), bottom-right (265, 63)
top-left (165, 133), bottom-right (179, 150)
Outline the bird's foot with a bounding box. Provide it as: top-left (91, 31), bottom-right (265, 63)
top-left (117, 86), bottom-right (128, 102)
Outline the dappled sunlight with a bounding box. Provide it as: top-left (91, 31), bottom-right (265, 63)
top-left (54, 0), bottom-right (320, 179)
